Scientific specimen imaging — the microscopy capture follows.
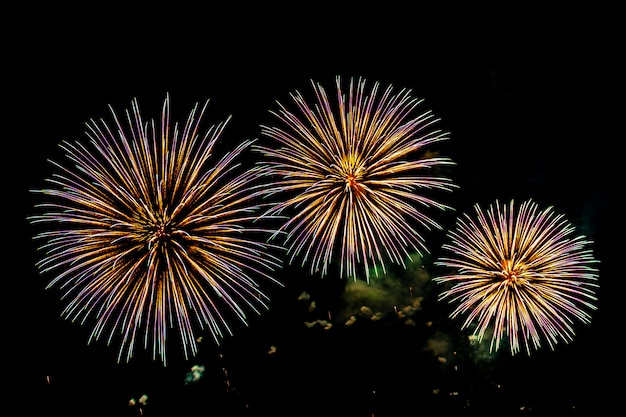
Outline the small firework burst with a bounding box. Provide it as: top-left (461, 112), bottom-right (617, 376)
top-left (254, 76), bottom-right (457, 281)
top-left (434, 198), bottom-right (599, 355)
top-left (29, 95), bottom-right (283, 365)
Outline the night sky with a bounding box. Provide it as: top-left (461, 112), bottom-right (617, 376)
top-left (8, 7), bottom-right (620, 417)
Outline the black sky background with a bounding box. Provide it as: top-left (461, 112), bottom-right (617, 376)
top-left (7, 6), bottom-right (621, 417)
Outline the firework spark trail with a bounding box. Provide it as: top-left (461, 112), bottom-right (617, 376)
top-left (434, 199), bottom-right (599, 355)
top-left (29, 95), bottom-right (283, 365)
top-left (254, 76), bottom-right (457, 281)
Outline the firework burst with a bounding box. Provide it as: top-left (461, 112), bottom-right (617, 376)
top-left (254, 76), bottom-right (457, 281)
top-left (434, 199), bottom-right (599, 355)
top-left (29, 95), bottom-right (283, 365)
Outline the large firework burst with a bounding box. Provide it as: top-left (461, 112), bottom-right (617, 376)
top-left (29, 95), bottom-right (283, 365)
top-left (253, 76), bottom-right (457, 281)
top-left (434, 199), bottom-right (599, 355)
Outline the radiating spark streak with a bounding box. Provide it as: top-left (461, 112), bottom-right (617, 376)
top-left (254, 76), bottom-right (457, 280)
top-left (434, 199), bottom-right (599, 355)
top-left (29, 94), bottom-right (283, 365)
